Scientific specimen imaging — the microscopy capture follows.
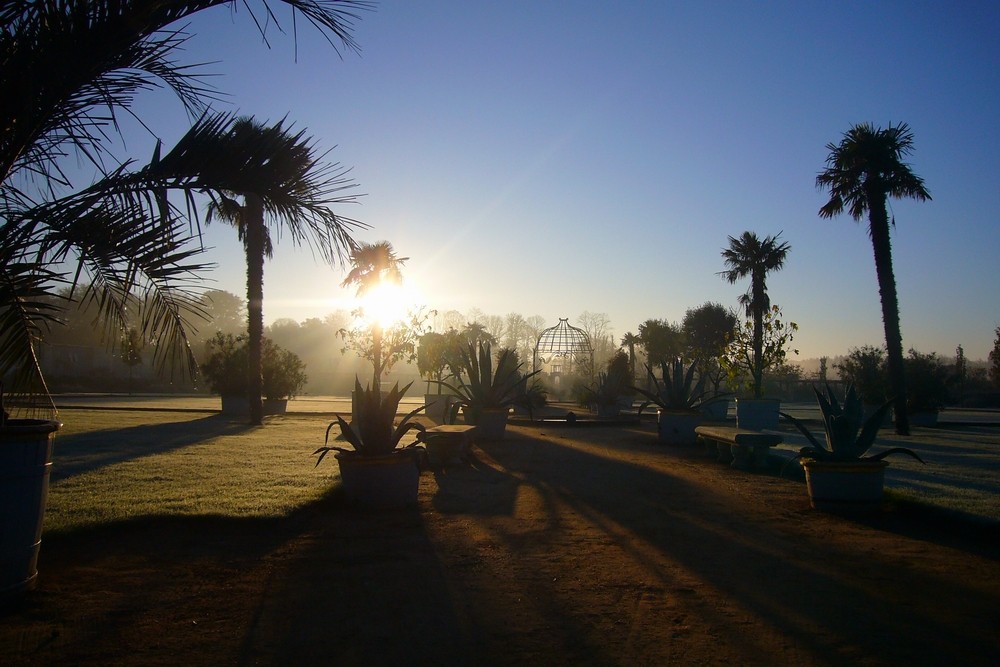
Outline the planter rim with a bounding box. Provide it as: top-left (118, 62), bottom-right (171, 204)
top-left (0, 419), bottom-right (62, 435)
top-left (335, 449), bottom-right (420, 464)
top-left (800, 459), bottom-right (889, 472)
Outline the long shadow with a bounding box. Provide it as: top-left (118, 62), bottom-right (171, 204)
top-left (476, 426), bottom-right (1000, 665)
top-left (51, 414), bottom-right (254, 481)
top-left (3, 485), bottom-right (465, 666)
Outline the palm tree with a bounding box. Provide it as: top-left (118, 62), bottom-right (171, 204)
top-left (1, 0), bottom-right (370, 410)
top-left (341, 241), bottom-right (408, 390)
top-left (719, 231), bottom-right (791, 398)
top-left (817, 122), bottom-right (931, 435)
top-left (620, 331), bottom-right (640, 384)
top-left (203, 117), bottom-right (361, 425)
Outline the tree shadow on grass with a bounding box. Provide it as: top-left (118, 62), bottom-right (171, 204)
top-left (474, 426), bottom-right (1000, 665)
top-left (4, 485), bottom-right (465, 666)
top-left (51, 414), bottom-right (255, 481)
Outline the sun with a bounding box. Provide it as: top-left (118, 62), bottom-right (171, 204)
top-left (359, 282), bottom-right (413, 328)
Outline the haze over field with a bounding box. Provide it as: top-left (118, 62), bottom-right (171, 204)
top-left (115, 1), bottom-right (999, 360)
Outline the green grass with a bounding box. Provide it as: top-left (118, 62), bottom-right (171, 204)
top-left (44, 410), bottom-right (340, 535)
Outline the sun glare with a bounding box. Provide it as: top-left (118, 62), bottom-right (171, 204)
top-left (359, 282), bottom-right (414, 328)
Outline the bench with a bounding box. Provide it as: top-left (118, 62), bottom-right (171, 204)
top-left (695, 425), bottom-right (783, 471)
top-left (419, 424), bottom-right (477, 470)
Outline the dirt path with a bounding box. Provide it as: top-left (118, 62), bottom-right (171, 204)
top-left (4, 422), bottom-right (999, 665)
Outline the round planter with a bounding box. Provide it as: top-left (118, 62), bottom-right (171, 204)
top-left (219, 396), bottom-right (289, 417)
top-left (700, 398), bottom-right (729, 422)
top-left (465, 408), bottom-right (509, 441)
top-left (335, 450), bottom-right (421, 509)
top-left (735, 398), bottom-right (780, 430)
top-left (800, 459), bottom-right (889, 512)
top-left (656, 410), bottom-right (702, 446)
top-left (423, 394), bottom-right (452, 424)
top-left (1, 419), bottom-right (61, 600)
top-left (594, 402), bottom-right (621, 419)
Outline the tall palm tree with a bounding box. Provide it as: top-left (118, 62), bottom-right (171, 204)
top-left (201, 115), bottom-right (361, 425)
top-left (620, 331), bottom-right (640, 384)
top-left (341, 241), bottom-right (408, 390)
top-left (817, 122), bottom-right (931, 435)
top-left (719, 231), bottom-right (791, 398)
top-left (1, 0), bottom-right (370, 410)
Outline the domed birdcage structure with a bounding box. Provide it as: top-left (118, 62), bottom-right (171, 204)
top-left (533, 318), bottom-right (594, 386)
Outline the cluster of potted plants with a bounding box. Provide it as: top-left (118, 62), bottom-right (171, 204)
top-left (634, 358), bottom-right (730, 445)
top-left (199, 332), bottom-right (308, 416)
top-left (435, 342), bottom-right (540, 440)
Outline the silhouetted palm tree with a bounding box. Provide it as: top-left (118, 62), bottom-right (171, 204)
top-left (817, 122), bottom-right (931, 435)
top-left (341, 241), bottom-right (408, 389)
top-left (719, 231), bottom-right (790, 398)
top-left (620, 331), bottom-right (640, 383)
top-left (203, 116), bottom-right (360, 424)
top-left (1, 0), bottom-right (370, 409)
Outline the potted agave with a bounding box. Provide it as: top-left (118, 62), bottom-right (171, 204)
top-left (0, 384), bottom-right (62, 599)
top-left (314, 379), bottom-right (426, 509)
top-left (634, 358), bottom-right (729, 446)
top-left (582, 364), bottom-right (630, 419)
top-left (437, 342), bottom-right (540, 441)
top-left (781, 384), bottom-right (925, 512)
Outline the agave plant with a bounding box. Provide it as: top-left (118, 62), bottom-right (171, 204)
top-left (314, 378), bottom-right (426, 463)
top-left (634, 358), bottom-right (726, 414)
top-left (435, 342), bottom-right (540, 420)
top-left (781, 384), bottom-right (925, 463)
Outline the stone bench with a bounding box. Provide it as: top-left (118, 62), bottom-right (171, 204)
top-left (419, 424), bottom-right (477, 470)
top-left (695, 425), bottom-right (783, 471)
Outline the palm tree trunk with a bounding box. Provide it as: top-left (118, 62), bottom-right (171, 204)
top-left (245, 194), bottom-right (265, 426)
top-left (867, 192), bottom-right (909, 435)
top-left (751, 274), bottom-right (765, 399)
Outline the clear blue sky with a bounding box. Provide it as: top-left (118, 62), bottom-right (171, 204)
top-left (134, 0), bottom-right (1000, 361)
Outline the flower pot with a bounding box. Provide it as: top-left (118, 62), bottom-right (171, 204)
top-left (465, 408), bottom-right (509, 440)
top-left (335, 450), bottom-right (421, 509)
top-left (595, 402), bottom-right (621, 419)
top-left (700, 398), bottom-right (729, 422)
top-left (1, 419), bottom-right (61, 600)
top-left (220, 396), bottom-right (288, 417)
top-left (735, 398), bottom-right (780, 430)
top-left (656, 410), bottom-right (702, 446)
top-left (424, 394), bottom-right (452, 424)
top-left (800, 459), bottom-right (889, 512)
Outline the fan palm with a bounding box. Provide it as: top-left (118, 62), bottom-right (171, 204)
top-left (1, 0), bottom-right (370, 410)
top-left (816, 122), bottom-right (931, 435)
top-left (202, 115), bottom-right (362, 425)
top-left (341, 241), bottom-right (409, 389)
top-left (620, 331), bottom-right (640, 383)
top-left (719, 231), bottom-right (790, 398)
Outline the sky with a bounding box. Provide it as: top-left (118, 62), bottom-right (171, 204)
top-left (125, 0), bottom-right (999, 361)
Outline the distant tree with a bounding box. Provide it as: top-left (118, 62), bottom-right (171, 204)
top-left (719, 231), bottom-right (791, 398)
top-left (953, 345), bottom-right (967, 400)
top-left (620, 332), bottom-right (641, 383)
top-left (835, 345), bottom-right (888, 404)
top-left (578, 311), bottom-right (615, 370)
top-left (195, 290), bottom-right (247, 342)
top-left (818, 356), bottom-right (829, 383)
top-left (120, 327), bottom-right (145, 395)
top-left (990, 328), bottom-right (1000, 389)
top-left (503, 313), bottom-right (526, 352)
top-left (638, 319), bottom-right (684, 367)
top-left (817, 122), bottom-right (931, 435)
top-left (682, 303), bottom-right (737, 395)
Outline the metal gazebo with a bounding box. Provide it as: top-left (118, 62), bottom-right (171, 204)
top-left (533, 318), bottom-right (594, 384)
